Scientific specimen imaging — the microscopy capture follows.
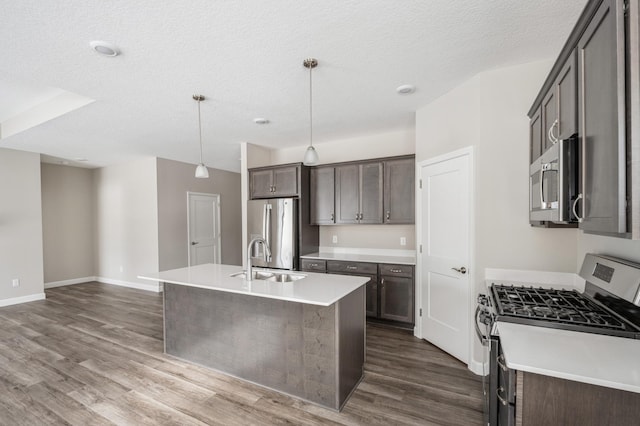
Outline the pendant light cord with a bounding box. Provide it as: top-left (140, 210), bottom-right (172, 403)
top-left (309, 63), bottom-right (313, 149)
top-left (197, 98), bottom-right (204, 164)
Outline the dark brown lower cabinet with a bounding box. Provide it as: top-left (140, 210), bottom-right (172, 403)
top-left (302, 259), bottom-right (414, 327)
top-left (516, 371), bottom-right (640, 426)
top-left (379, 264), bottom-right (414, 324)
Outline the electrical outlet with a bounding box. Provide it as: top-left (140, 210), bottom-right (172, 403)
top-left (332, 235), bottom-right (338, 244)
top-left (12, 278), bottom-right (19, 288)
top-left (400, 237), bottom-right (407, 246)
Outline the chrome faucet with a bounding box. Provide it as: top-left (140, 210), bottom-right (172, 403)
top-left (247, 237), bottom-right (271, 281)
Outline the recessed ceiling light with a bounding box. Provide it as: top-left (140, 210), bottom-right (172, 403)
top-left (59, 160), bottom-right (70, 165)
top-left (254, 118), bottom-right (269, 125)
top-left (90, 41), bottom-right (120, 57)
top-left (74, 158), bottom-right (88, 162)
top-left (396, 84), bottom-right (416, 95)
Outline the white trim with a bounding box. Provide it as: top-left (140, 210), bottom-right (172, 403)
top-left (96, 277), bottom-right (162, 293)
top-left (0, 292), bottom-right (46, 307)
top-left (414, 146), bottom-right (476, 370)
top-left (45, 276), bottom-right (97, 289)
top-left (187, 192), bottom-right (222, 266)
top-left (316, 247), bottom-right (416, 257)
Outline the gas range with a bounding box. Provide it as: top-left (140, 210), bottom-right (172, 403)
top-left (477, 253), bottom-right (640, 340)
top-left (488, 284), bottom-right (640, 339)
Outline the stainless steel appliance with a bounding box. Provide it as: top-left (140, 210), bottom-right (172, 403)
top-left (476, 253), bottom-right (640, 425)
top-left (529, 134), bottom-right (579, 223)
top-left (247, 198), bottom-right (297, 270)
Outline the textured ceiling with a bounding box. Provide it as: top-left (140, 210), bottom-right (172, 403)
top-left (0, 0), bottom-right (587, 172)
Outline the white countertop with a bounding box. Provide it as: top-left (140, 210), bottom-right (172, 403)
top-left (138, 263), bottom-right (368, 307)
top-left (302, 252), bottom-right (416, 265)
top-left (497, 322), bottom-right (640, 393)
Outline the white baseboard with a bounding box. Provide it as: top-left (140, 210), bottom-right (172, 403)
top-left (96, 277), bottom-right (162, 293)
top-left (468, 359), bottom-right (488, 376)
top-left (0, 292), bottom-right (46, 307)
top-left (45, 276), bottom-right (97, 289)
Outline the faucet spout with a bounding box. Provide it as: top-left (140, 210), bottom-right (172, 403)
top-left (247, 237), bottom-right (272, 281)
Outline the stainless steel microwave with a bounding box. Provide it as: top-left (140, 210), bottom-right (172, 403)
top-left (529, 135), bottom-right (579, 223)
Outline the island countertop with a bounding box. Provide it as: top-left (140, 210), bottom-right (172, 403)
top-left (139, 263), bottom-right (369, 306)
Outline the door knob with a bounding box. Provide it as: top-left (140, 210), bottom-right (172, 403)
top-left (191, 241), bottom-right (199, 245)
top-left (451, 266), bottom-right (467, 274)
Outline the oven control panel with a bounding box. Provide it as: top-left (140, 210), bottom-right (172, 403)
top-left (593, 262), bottom-right (614, 283)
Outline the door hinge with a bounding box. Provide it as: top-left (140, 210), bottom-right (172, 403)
top-left (419, 308), bottom-right (422, 317)
top-left (419, 179), bottom-right (422, 189)
top-left (419, 244), bottom-right (422, 253)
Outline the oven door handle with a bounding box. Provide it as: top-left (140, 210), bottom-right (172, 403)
top-left (474, 305), bottom-right (489, 346)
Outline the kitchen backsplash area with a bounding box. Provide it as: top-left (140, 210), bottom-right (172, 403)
top-left (319, 224), bottom-right (416, 251)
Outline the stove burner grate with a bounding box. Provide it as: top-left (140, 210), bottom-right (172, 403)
top-left (491, 285), bottom-right (627, 331)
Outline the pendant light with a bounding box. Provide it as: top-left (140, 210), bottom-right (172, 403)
top-left (303, 58), bottom-right (319, 165)
top-left (193, 94), bottom-right (209, 179)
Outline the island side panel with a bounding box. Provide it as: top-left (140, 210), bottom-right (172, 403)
top-left (163, 283), bottom-right (338, 409)
top-left (337, 286), bottom-right (366, 409)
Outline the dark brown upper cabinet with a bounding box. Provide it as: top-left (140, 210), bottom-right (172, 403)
top-left (383, 158), bottom-right (415, 224)
top-left (249, 165), bottom-right (299, 199)
top-left (335, 162), bottom-right (383, 224)
top-left (577, 0), bottom-right (627, 235)
top-left (310, 166), bottom-right (335, 224)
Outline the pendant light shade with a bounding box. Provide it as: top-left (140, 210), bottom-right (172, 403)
top-left (304, 145), bottom-right (318, 165)
top-left (193, 94), bottom-right (209, 179)
top-left (195, 163), bottom-right (209, 178)
top-left (303, 58), bottom-right (319, 166)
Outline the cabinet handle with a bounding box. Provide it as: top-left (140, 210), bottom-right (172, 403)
top-left (386, 211), bottom-right (390, 220)
top-left (310, 263), bottom-right (318, 267)
top-left (548, 118), bottom-right (559, 144)
top-left (381, 278), bottom-right (385, 288)
top-left (496, 387), bottom-right (508, 406)
top-left (497, 354), bottom-right (508, 372)
top-left (572, 193), bottom-right (583, 223)
top-left (346, 265), bottom-right (357, 270)
top-left (390, 268), bottom-right (402, 273)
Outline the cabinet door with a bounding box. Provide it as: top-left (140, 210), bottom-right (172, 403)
top-left (335, 164), bottom-right (360, 224)
top-left (310, 167), bottom-right (335, 224)
top-left (380, 275), bottom-right (414, 323)
top-left (359, 162), bottom-right (383, 224)
top-left (272, 166), bottom-right (298, 197)
top-left (557, 50), bottom-right (578, 140)
top-left (365, 274), bottom-right (378, 318)
top-left (578, 0), bottom-right (627, 234)
top-left (530, 106), bottom-right (543, 163)
top-left (250, 169), bottom-right (274, 199)
top-left (541, 88), bottom-right (557, 153)
top-left (383, 158), bottom-right (415, 224)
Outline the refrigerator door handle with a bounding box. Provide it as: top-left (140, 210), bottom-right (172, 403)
top-left (264, 203), bottom-right (273, 262)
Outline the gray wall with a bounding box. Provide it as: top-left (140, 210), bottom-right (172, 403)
top-left (94, 157), bottom-right (159, 285)
top-left (41, 163), bottom-right (95, 283)
top-left (157, 158), bottom-right (242, 269)
top-left (0, 148), bottom-right (44, 302)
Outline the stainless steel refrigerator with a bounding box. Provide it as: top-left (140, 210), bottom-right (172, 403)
top-left (247, 198), bottom-right (298, 270)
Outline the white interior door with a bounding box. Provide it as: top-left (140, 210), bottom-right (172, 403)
top-left (188, 192), bottom-right (221, 266)
top-left (419, 149), bottom-right (472, 364)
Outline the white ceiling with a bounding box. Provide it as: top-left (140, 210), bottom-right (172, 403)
top-left (0, 0), bottom-right (587, 172)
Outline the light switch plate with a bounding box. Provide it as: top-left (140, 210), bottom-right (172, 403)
top-left (332, 235), bottom-right (338, 244)
top-left (400, 237), bottom-right (407, 246)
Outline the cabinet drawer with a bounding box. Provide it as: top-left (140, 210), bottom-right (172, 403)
top-left (300, 259), bottom-right (326, 272)
top-left (327, 260), bottom-right (377, 275)
top-left (379, 263), bottom-right (413, 278)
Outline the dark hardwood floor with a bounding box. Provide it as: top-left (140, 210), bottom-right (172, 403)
top-left (0, 283), bottom-right (483, 425)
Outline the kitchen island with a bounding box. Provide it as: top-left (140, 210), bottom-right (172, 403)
top-left (139, 263), bottom-right (368, 411)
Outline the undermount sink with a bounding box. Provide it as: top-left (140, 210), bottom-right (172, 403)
top-left (230, 271), bottom-right (306, 282)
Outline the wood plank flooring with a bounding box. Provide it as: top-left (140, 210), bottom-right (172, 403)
top-left (0, 283), bottom-right (483, 425)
